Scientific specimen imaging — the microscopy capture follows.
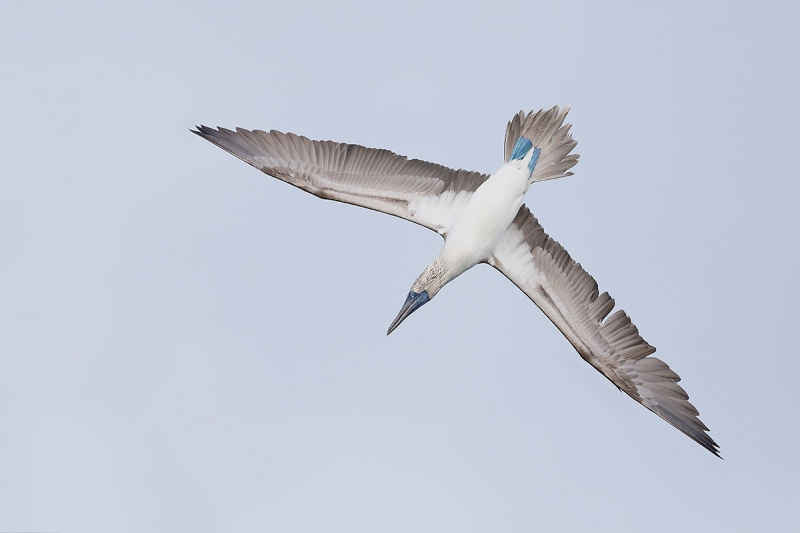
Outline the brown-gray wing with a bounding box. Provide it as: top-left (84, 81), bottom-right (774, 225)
top-left (490, 205), bottom-right (719, 456)
top-left (193, 126), bottom-right (489, 234)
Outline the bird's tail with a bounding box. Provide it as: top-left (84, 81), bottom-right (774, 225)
top-left (504, 106), bottom-right (579, 183)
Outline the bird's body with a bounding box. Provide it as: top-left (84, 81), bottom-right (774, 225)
top-left (447, 160), bottom-right (531, 265)
top-left (193, 107), bottom-right (720, 456)
top-left (426, 152), bottom-right (535, 291)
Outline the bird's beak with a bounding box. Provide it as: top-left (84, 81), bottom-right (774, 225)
top-left (387, 290), bottom-right (430, 335)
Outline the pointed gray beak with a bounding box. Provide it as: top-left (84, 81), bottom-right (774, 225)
top-left (387, 290), bottom-right (430, 335)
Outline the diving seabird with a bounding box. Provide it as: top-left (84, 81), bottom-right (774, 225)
top-left (192, 107), bottom-right (719, 456)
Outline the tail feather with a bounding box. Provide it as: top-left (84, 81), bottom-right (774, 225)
top-left (504, 106), bottom-right (579, 183)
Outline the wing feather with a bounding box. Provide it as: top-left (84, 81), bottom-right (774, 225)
top-left (490, 205), bottom-right (719, 456)
top-left (193, 126), bottom-right (488, 234)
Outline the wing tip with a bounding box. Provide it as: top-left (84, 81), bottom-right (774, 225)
top-left (651, 403), bottom-right (722, 458)
top-left (191, 124), bottom-right (222, 140)
top-left (190, 124), bottom-right (261, 162)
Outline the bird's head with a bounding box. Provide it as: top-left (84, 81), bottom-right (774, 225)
top-left (387, 257), bottom-right (446, 335)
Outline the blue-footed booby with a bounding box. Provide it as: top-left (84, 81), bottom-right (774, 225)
top-left (193, 106), bottom-right (719, 456)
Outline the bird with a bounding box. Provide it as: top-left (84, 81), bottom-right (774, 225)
top-left (192, 106), bottom-right (719, 457)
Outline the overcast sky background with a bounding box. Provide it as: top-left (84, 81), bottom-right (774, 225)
top-left (2, 1), bottom-right (799, 532)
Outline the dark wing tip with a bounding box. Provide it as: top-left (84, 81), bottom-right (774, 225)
top-left (190, 124), bottom-right (259, 163)
top-left (190, 124), bottom-right (221, 142)
top-left (651, 404), bottom-right (722, 458)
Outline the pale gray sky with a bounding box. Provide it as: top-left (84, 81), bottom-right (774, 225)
top-left (2, 1), bottom-right (799, 531)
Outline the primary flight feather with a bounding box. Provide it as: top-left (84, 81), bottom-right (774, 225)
top-left (192, 106), bottom-right (719, 456)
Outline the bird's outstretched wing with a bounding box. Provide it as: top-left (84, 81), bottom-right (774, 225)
top-left (490, 205), bottom-right (719, 456)
top-left (192, 126), bottom-right (489, 234)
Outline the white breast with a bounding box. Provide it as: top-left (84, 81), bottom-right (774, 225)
top-left (440, 160), bottom-right (533, 276)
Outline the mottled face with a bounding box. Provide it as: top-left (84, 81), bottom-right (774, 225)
top-left (387, 257), bottom-right (448, 335)
top-left (410, 256), bottom-right (446, 298)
